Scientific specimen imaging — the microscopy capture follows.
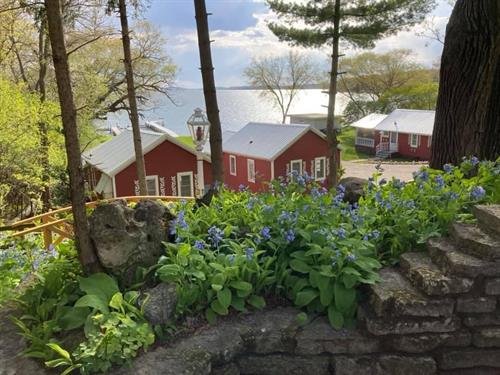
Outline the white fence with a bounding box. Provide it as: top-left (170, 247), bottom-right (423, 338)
top-left (355, 137), bottom-right (375, 148)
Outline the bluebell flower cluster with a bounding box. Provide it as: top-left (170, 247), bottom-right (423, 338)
top-left (208, 226), bottom-right (224, 247)
top-left (284, 229), bottom-right (295, 243)
top-left (471, 186), bottom-right (486, 200)
top-left (443, 164), bottom-right (453, 174)
top-left (260, 226), bottom-right (271, 241)
top-left (434, 175), bottom-right (445, 189)
top-left (194, 240), bottom-right (205, 250)
top-left (246, 247), bottom-right (255, 261)
top-left (346, 253), bottom-right (357, 262)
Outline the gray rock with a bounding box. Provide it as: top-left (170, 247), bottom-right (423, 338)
top-left (462, 313), bottom-right (500, 327)
top-left (212, 363), bottom-right (240, 375)
top-left (295, 318), bottom-right (380, 355)
top-left (139, 283), bottom-right (177, 325)
top-left (485, 278), bottom-right (500, 295)
top-left (427, 238), bottom-right (500, 278)
top-left (388, 330), bottom-right (471, 353)
top-left (370, 268), bottom-right (455, 318)
top-left (473, 205), bottom-right (500, 238)
top-left (399, 252), bottom-right (474, 296)
top-left (334, 356), bottom-right (374, 375)
top-left (377, 355), bottom-right (436, 375)
top-left (237, 354), bottom-right (330, 375)
top-left (438, 349), bottom-right (500, 369)
top-left (472, 327), bottom-right (500, 347)
top-left (449, 223), bottom-right (500, 261)
top-left (456, 297), bottom-right (496, 313)
top-left (89, 199), bottom-right (174, 285)
top-left (339, 177), bottom-right (368, 204)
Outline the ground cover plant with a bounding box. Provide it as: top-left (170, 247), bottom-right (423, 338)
top-left (2, 158), bottom-right (498, 373)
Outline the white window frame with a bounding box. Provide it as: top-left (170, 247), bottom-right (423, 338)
top-left (145, 175), bottom-right (159, 196)
top-left (229, 155), bottom-right (237, 176)
top-left (427, 136), bottom-right (432, 148)
top-left (410, 134), bottom-right (419, 148)
top-left (390, 131), bottom-right (398, 144)
top-left (290, 159), bottom-right (303, 176)
top-left (176, 171), bottom-right (194, 197)
top-left (247, 159), bottom-right (255, 183)
top-left (314, 157), bottom-right (326, 181)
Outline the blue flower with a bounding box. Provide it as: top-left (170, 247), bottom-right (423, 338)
top-left (261, 226), bottom-right (271, 241)
top-left (263, 204), bottom-right (273, 213)
top-left (239, 184), bottom-right (248, 192)
top-left (337, 184), bottom-right (346, 193)
top-left (371, 230), bottom-right (380, 239)
top-left (246, 247), bottom-right (255, 261)
top-left (374, 191), bottom-right (382, 203)
top-left (194, 240), bottom-right (205, 250)
top-left (208, 226), bottom-right (224, 247)
top-left (405, 200), bottom-right (416, 209)
top-left (296, 175), bottom-right (306, 187)
top-left (246, 197), bottom-right (259, 209)
top-left (228, 255), bottom-right (235, 265)
top-left (471, 186), bottom-right (486, 200)
top-left (414, 170), bottom-right (429, 182)
top-left (471, 156), bottom-right (479, 166)
top-left (443, 164), bottom-right (453, 174)
top-left (434, 175), bottom-right (445, 189)
top-left (285, 229), bottom-right (295, 243)
top-left (346, 253), bottom-right (357, 262)
top-left (379, 178), bottom-right (387, 186)
top-left (333, 228), bottom-right (347, 239)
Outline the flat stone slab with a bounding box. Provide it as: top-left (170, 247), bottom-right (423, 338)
top-left (400, 252), bottom-right (474, 296)
top-left (334, 355), bottom-right (436, 375)
top-left (237, 354), bottom-right (330, 375)
top-left (456, 297), bottom-right (497, 313)
top-left (473, 205), bottom-right (500, 238)
top-left (485, 278), bottom-right (500, 295)
top-left (388, 330), bottom-right (471, 353)
top-left (472, 327), bottom-right (500, 347)
top-left (450, 223), bottom-right (500, 261)
top-left (370, 268), bottom-right (455, 318)
top-left (427, 238), bottom-right (500, 277)
top-left (438, 348), bottom-right (500, 369)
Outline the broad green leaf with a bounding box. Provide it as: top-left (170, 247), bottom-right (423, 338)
top-left (217, 288), bottom-right (232, 309)
top-left (342, 274), bottom-right (358, 289)
top-left (156, 264), bottom-right (181, 282)
top-left (78, 273), bottom-right (119, 304)
top-left (211, 284), bottom-right (223, 292)
top-left (290, 259), bottom-right (311, 273)
top-left (58, 307), bottom-right (90, 330)
top-left (247, 295), bottom-right (266, 309)
top-left (205, 308), bottom-right (217, 324)
top-left (75, 294), bottom-right (109, 314)
top-left (231, 296), bottom-right (246, 312)
top-left (328, 305), bottom-right (344, 329)
top-left (230, 281), bottom-right (252, 292)
top-left (334, 282), bottom-right (356, 313)
top-left (319, 285), bottom-right (334, 307)
top-left (294, 289), bottom-right (318, 307)
top-left (178, 243), bottom-right (191, 256)
top-left (211, 299), bottom-right (229, 315)
top-left (109, 292), bottom-right (124, 310)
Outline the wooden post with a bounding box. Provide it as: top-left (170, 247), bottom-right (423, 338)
top-left (41, 215), bottom-right (53, 250)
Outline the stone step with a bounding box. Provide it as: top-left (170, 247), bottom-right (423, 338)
top-left (449, 222), bottom-right (500, 261)
top-left (473, 205), bottom-right (500, 238)
top-left (369, 268), bottom-right (455, 318)
top-left (400, 252), bottom-right (474, 296)
top-left (427, 238), bottom-right (500, 278)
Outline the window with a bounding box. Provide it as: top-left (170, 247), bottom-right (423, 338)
top-left (314, 157), bottom-right (326, 180)
top-left (290, 159), bottom-right (303, 176)
top-left (427, 136), bottom-right (432, 148)
top-left (229, 155), bottom-right (237, 176)
top-left (410, 134), bottom-right (419, 148)
top-left (177, 172), bottom-right (194, 197)
top-left (146, 176), bottom-right (158, 196)
top-left (390, 131), bottom-right (398, 144)
top-left (247, 159), bottom-right (255, 183)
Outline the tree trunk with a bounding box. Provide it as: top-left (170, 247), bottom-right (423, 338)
top-left (194, 0), bottom-right (224, 185)
top-left (44, 0), bottom-right (101, 274)
top-left (118, 0), bottom-right (147, 195)
top-left (37, 19), bottom-right (51, 212)
top-left (430, 0), bottom-right (500, 168)
top-left (325, 0), bottom-right (341, 187)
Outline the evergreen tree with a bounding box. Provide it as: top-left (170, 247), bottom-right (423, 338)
top-left (267, 0), bottom-right (436, 186)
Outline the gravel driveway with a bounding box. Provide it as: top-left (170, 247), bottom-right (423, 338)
top-left (342, 161), bottom-right (427, 181)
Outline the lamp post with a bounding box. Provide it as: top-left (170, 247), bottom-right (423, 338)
top-left (187, 108), bottom-right (210, 197)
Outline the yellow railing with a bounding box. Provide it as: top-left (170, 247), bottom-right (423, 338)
top-left (4, 196), bottom-right (193, 249)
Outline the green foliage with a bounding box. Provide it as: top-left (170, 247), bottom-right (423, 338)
top-left (162, 158), bottom-right (499, 328)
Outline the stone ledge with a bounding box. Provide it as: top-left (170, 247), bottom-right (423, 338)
top-left (387, 330), bottom-right (471, 353)
top-left (456, 297), bottom-right (497, 313)
top-left (472, 327), bottom-right (500, 347)
top-left (438, 348), bottom-right (500, 370)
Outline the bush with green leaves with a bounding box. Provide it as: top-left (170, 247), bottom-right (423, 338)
top-left (163, 158), bottom-right (499, 328)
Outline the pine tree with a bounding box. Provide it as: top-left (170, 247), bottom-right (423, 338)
top-left (267, 0), bottom-right (436, 186)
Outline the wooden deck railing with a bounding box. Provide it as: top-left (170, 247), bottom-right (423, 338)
top-left (4, 196), bottom-right (193, 249)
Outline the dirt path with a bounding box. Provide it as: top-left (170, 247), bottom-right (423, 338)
top-left (342, 161), bottom-right (426, 181)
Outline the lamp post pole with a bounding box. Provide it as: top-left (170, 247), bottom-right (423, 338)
top-left (196, 143), bottom-right (205, 197)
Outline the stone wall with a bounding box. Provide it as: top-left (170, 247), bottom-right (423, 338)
top-left (117, 204), bottom-right (500, 375)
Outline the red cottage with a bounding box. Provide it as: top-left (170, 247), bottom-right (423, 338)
top-left (222, 122), bottom-right (340, 192)
top-left (83, 129), bottom-right (211, 198)
top-left (352, 109), bottom-right (435, 160)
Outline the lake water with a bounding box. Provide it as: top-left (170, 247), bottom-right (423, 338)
top-left (103, 88), bottom-right (348, 136)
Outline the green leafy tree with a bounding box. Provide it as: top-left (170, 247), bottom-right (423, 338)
top-left (267, 0), bottom-right (436, 186)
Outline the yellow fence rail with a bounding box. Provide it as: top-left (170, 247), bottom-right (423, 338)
top-left (4, 196), bottom-right (193, 249)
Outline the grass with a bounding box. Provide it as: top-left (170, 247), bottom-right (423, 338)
top-left (177, 136), bottom-right (195, 147)
top-left (338, 126), bottom-right (372, 161)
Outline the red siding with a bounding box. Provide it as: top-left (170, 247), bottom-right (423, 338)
top-left (223, 130), bottom-right (337, 191)
top-left (223, 153), bottom-right (271, 192)
top-left (374, 131), bottom-right (431, 160)
top-left (114, 139), bottom-right (212, 197)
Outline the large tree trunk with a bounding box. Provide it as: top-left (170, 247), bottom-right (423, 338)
top-left (430, 0), bottom-right (500, 168)
top-left (37, 19), bottom-right (51, 212)
top-left (118, 0), bottom-right (147, 195)
top-left (325, 0), bottom-right (341, 187)
top-left (194, 0), bottom-right (224, 185)
top-left (44, 0), bottom-right (101, 274)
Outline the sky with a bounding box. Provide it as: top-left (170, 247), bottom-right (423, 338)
top-left (142, 0), bottom-right (454, 89)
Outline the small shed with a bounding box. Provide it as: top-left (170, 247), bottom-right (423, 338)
top-left (83, 129), bottom-right (211, 198)
top-left (222, 122), bottom-right (340, 192)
